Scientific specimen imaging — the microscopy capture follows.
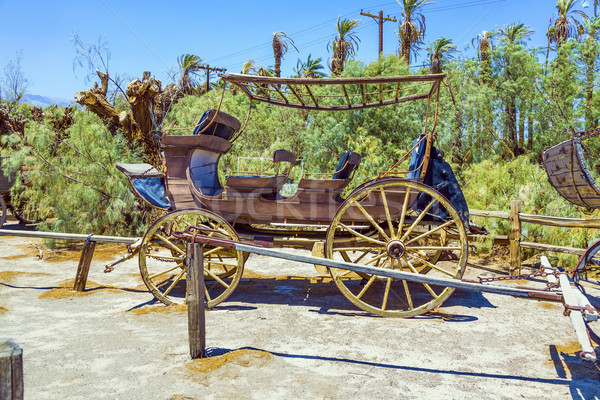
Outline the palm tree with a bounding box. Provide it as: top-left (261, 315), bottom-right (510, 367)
top-left (295, 54), bottom-right (326, 78)
top-left (549, 0), bottom-right (587, 48)
top-left (272, 32), bottom-right (298, 77)
top-left (328, 18), bottom-right (361, 76)
top-left (426, 37), bottom-right (456, 74)
top-left (497, 22), bottom-right (534, 45)
top-left (472, 31), bottom-right (494, 84)
top-left (497, 23), bottom-right (534, 155)
top-left (582, 16), bottom-right (600, 129)
top-left (396, 0), bottom-right (431, 65)
top-left (177, 54), bottom-right (204, 95)
top-left (241, 59), bottom-right (257, 75)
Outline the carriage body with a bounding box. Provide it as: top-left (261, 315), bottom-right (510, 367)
top-left (121, 73), bottom-right (471, 317)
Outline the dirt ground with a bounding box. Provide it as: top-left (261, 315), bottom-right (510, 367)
top-left (1, 215), bottom-right (600, 400)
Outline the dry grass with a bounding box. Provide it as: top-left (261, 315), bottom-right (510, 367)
top-left (127, 304), bottom-right (187, 315)
top-left (38, 279), bottom-right (125, 299)
top-left (182, 349), bottom-right (273, 375)
top-left (0, 270), bottom-right (51, 281)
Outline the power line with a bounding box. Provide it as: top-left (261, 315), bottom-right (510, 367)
top-left (207, 0), bottom-right (510, 74)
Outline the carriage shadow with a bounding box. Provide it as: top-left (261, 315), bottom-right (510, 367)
top-left (210, 274), bottom-right (493, 320)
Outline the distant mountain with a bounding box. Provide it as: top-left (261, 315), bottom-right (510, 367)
top-left (21, 94), bottom-right (74, 108)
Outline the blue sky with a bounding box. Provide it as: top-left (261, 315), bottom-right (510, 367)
top-left (0, 0), bottom-right (593, 100)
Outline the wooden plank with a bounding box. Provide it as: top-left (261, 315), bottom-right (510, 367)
top-left (558, 271), bottom-right (598, 362)
top-left (0, 339), bottom-right (23, 400)
top-left (186, 242), bottom-right (205, 359)
top-left (0, 229), bottom-right (137, 244)
top-left (520, 242), bottom-right (587, 256)
top-left (233, 243), bottom-right (557, 299)
top-left (469, 209), bottom-right (510, 219)
top-left (519, 214), bottom-right (600, 229)
top-left (73, 240), bottom-right (97, 292)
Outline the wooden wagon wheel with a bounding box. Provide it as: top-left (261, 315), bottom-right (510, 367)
top-left (325, 179), bottom-right (468, 317)
top-left (139, 208), bottom-right (245, 306)
top-left (573, 239), bottom-right (600, 285)
top-left (10, 202), bottom-right (44, 225)
top-left (0, 195), bottom-right (7, 228)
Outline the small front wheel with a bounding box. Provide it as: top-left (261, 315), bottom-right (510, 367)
top-left (139, 208), bottom-right (245, 306)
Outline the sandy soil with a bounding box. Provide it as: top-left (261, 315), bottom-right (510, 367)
top-left (1, 216), bottom-right (600, 400)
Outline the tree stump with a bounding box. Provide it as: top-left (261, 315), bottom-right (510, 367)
top-left (0, 339), bottom-right (23, 400)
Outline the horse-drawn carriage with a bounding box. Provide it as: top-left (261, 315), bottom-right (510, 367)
top-left (117, 73), bottom-right (599, 328)
top-left (117, 73), bottom-right (472, 318)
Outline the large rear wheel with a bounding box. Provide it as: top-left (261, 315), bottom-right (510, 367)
top-left (139, 208), bottom-right (244, 306)
top-left (325, 179), bottom-right (468, 317)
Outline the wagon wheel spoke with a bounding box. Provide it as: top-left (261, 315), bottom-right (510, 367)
top-left (405, 219), bottom-right (454, 245)
top-left (397, 186), bottom-right (412, 238)
top-left (379, 187), bottom-right (396, 238)
top-left (382, 278), bottom-right (392, 311)
top-left (349, 198), bottom-right (391, 241)
top-left (339, 223), bottom-right (386, 246)
top-left (162, 269), bottom-right (186, 297)
top-left (400, 198), bottom-right (437, 242)
top-left (400, 256), bottom-right (440, 299)
top-left (148, 263), bottom-right (184, 280)
top-left (356, 275), bottom-right (378, 300)
top-left (154, 232), bottom-right (186, 255)
top-left (402, 279), bottom-right (414, 309)
top-left (404, 252), bottom-right (456, 277)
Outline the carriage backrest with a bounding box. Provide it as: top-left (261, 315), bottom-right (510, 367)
top-left (188, 149), bottom-right (223, 197)
top-left (332, 151), bottom-right (361, 180)
top-left (162, 135), bottom-right (232, 208)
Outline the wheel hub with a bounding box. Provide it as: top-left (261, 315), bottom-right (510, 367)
top-left (386, 240), bottom-right (406, 259)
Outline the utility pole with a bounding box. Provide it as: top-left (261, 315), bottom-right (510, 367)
top-left (201, 65), bottom-right (226, 92)
top-left (360, 10), bottom-right (397, 55)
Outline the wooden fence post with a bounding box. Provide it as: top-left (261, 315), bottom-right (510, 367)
top-left (0, 339), bottom-right (23, 400)
top-left (509, 200), bottom-right (522, 276)
top-left (186, 242), bottom-right (205, 359)
top-left (73, 238), bottom-right (97, 291)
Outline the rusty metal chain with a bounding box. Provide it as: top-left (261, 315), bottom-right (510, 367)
top-left (576, 125), bottom-right (600, 141)
top-left (477, 271), bottom-right (553, 283)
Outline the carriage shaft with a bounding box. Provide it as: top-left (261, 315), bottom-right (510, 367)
top-left (175, 230), bottom-right (562, 300)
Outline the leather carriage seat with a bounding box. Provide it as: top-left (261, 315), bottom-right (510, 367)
top-left (332, 150), bottom-right (362, 180)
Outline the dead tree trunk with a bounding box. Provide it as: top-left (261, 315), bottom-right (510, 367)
top-left (0, 105), bottom-right (27, 138)
top-left (75, 71), bottom-right (182, 168)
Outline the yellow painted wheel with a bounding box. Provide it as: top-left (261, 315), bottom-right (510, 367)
top-left (325, 179), bottom-right (468, 317)
top-left (139, 208), bottom-right (244, 306)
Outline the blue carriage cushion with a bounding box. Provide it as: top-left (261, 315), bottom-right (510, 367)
top-left (407, 134), bottom-right (427, 179)
top-left (188, 149), bottom-right (224, 197)
top-left (131, 176), bottom-right (171, 210)
top-left (332, 151), bottom-right (362, 180)
top-left (192, 109), bottom-right (241, 141)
